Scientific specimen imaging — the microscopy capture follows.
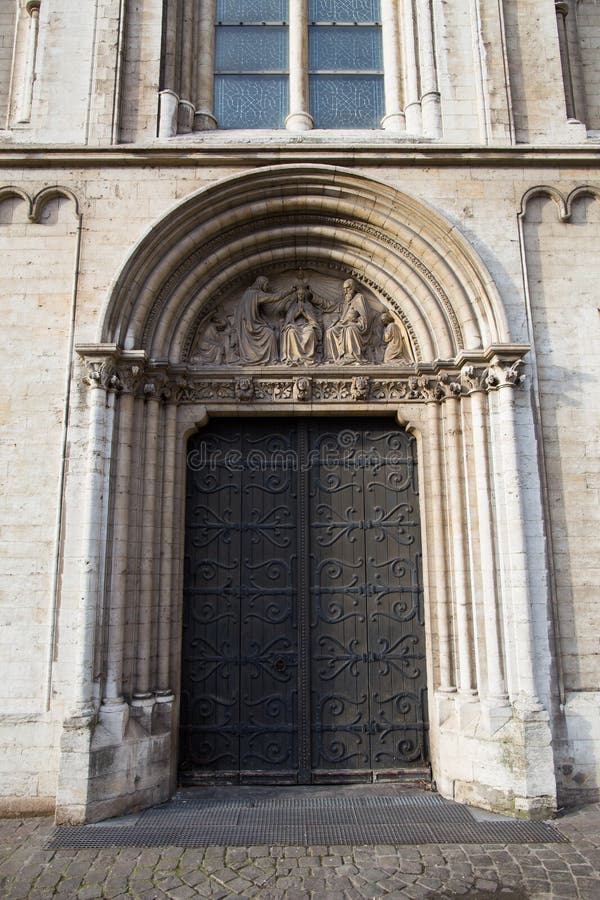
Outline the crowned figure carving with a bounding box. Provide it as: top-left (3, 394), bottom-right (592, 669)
top-left (189, 270), bottom-right (413, 368)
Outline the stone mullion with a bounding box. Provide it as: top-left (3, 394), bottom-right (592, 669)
top-left (133, 388), bottom-right (162, 702)
top-left (466, 382), bottom-right (508, 705)
top-left (380, 0), bottom-right (406, 132)
top-left (426, 398), bottom-right (455, 693)
top-left (442, 395), bottom-right (477, 698)
top-left (415, 0), bottom-right (441, 137)
top-left (286, 0), bottom-right (313, 131)
top-left (17, 0), bottom-right (41, 124)
top-left (156, 401), bottom-right (178, 696)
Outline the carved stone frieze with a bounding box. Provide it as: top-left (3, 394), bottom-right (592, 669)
top-left (76, 345), bottom-right (530, 406)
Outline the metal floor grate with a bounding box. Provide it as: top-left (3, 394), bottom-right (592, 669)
top-left (46, 791), bottom-right (567, 849)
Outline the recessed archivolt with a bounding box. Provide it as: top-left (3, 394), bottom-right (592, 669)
top-left (100, 165), bottom-right (510, 365)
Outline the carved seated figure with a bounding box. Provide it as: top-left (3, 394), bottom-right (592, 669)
top-left (324, 278), bottom-right (368, 364)
top-left (280, 285), bottom-right (321, 365)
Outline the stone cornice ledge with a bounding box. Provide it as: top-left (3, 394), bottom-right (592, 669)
top-left (0, 144), bottom-right (599, 169)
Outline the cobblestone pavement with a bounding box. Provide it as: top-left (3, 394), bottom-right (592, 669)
top-left (0, 802), bottom-right (599, 899)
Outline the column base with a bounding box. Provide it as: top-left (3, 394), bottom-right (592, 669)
top-left (194, 111), bottom-right (218, 131)
top-left (285, 111), bottom-right (314, 132)
top-left (381, 112), bottom-right (406, 133)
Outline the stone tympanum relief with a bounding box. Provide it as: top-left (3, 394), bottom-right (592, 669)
top-left (190, 272), bottom-right (413, 367)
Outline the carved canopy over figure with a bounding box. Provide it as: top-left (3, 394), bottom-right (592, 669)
top-left (234, 275), bottom-right (293, 364)
top-left (324, 278), bottom-right (369, 364)
top-left (281, 284), bottom-right (321, 365)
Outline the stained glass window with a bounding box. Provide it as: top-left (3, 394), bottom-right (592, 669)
top-left (309, 26), bottom-right (382, 70)
top-left (214, 1), bottom-right (288, 127)
top-left (308, 0), bottom-right (380, 22)
top-left (308, 1), bottom-right (383, 128)
top-left (215, 76), bottom-right (288, 129)
top-left (215, 27), bottom-right (288, 72)
top-left (213, 0), bottom-right (385, 129)
top-left (216, 0), bottom-right (287, 22)
top-left (310, 75), bottom-right (383, 128)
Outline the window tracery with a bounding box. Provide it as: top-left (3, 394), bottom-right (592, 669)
top-left (158, 0), bottom-right (441, 138)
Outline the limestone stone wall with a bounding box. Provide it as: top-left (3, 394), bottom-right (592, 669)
top-left (0, 156), bottom-right (597, 817)
top-left (523, 189), bottom-right (600, 802)
top-left (0, 190), bottom-right (80, 812)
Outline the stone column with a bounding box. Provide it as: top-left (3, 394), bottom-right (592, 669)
top-left (286, 0), bottom-right (313, 131)
top-left (426, 397), bottom-right (455, 692)
top-left (159, 0), bottom-right (181, 137)
top-left (156, 400), bottom-right (178, 698)
top-left (555, 1), bottom-right (579, 122)
top-left (72, 363), bottom-right (116, 717)
top-left (493, 362), bottom-right (543, 713)
top-left (195, 0), bottom-right (218, 129)
top-left (401, 0), bottom-right (422, 134)
top-left (175, 0), bottom-right (195, 132)
top-left (442, 391), bottom-right (476, 698)
top-left (462, 368), bottom-right (509, 712)
top-left (380, 0), bottom-right (406, 132)
top-left (416, 0), bottom-right (441, 137)
top-left (17, 0), bottom-right (41, 123)
top-left (101, 369), bottom-right (141, 738)
top-left (132, 381), bottom-right (162, 711)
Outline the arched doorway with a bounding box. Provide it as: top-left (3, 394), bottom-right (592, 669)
top-left (180, 417), bottom-right (428, 785)
top-left (57, 165), bottom-right (557, 823)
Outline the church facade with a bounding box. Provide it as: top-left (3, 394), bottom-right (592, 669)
top-left (0, 0), bottom-right (599, 824)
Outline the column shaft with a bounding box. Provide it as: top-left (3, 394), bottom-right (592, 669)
top-left (74, 384), bottom-right (110, 714)
top-left (443, 397), bottom-right (476, 696)
top-left (381, 0), bottom-right (405, 132)
top-left (134, 397), bottom-right (161, 698)
top-left (496, 384), bottom-right (541, 708)
top-left (195, 0), bottom-right (217, 129)
top-left (286, 0), bottom-right (313, 131)
top-left (401, 0), bottom-right (422, 134)
top-left (416, 0), bottom-right (441, 137)
top-left (157, 403), bottom-right (178, 694)
top-left (469, 389), bottom-right (507, 702)
top-left (104, 391), bottom-right (135, 704)
top-left (427, 401), bottom-right (455, 691)
top-left (17, 1), bottom-right (41, 123)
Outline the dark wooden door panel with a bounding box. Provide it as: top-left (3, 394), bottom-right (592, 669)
top-left (180, 418), bottom-right (428, 784)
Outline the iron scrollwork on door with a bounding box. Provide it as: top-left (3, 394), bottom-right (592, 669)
top-left (180, 419), bottom-right (427, 783)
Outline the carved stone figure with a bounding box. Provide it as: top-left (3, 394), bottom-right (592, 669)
top-left (381, 312), bottom-right (409, 364)
top-left (192, 314), bottom-right (234, 364)
top-left (234, 275), bottom-right (294, 364)
top-left (324, 278), bottom-right (368, 364)
top-left (280, 284), bottom-right (321, 365)
top-left (293, 376), bottom-right (312, 402)
top-left (351, 375), bottom-right (370, 401)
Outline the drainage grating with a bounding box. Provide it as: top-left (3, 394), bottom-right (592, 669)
top-left (46, 792), bottom-right (568, 849)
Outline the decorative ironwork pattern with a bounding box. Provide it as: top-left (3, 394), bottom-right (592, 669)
top-left (180, 419), bottom-right (427, 783)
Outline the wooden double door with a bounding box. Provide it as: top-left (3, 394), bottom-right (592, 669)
top-left (180, 418), bottom-right (428, 783)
